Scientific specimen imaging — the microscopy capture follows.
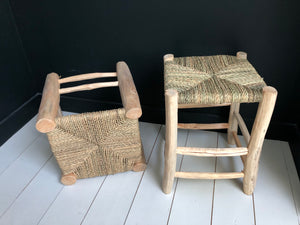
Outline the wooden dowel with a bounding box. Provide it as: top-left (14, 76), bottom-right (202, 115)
top-left (59, 72), bottom-right (117, 84)
top-left (59, 81), bottom-right (118, 94)
top-left (61, 173), bottom-right (77, 185)
top-left (163, 89), bottom-right (178, 194)
top-left (163, 54), bottom-right (174, 62)
top-left (234, 112), bottom-right (250, 145)
top-left (178, 103), bottom-right (231, 109)
top-left (227, 102), bottom-right (240, 144)
top-left (178, 123), bottom-right (229, 130)
top-left (36, 73), bottom-right (60, 133)
top-left (117, 61), bottom-right (142, 119)
top-left (232, 131), bottom-right (247, 165)
top-left (175, 172), bottom-right (244, 179)
top-left (236, 51), bottom-right (247, 59)
top-left (243, 86), bottom-right (277, 195)
top-left (132, 152), bottom-right (147, 172)
top-left (176, 147), bottom-right (248, 157)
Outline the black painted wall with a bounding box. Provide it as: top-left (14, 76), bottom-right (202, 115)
top-left (1, 0), bottom-right (299, 146)
top-left (0, 0), bottom-right (36, 122)
top-left (8, 0), bottom-right (300, 127)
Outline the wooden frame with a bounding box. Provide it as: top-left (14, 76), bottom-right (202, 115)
top-left (36, 61), bottom-right (142, 133)
top-left (36, 61), bottom-right (144, 185)
top-left (163, 52), bottom-right (277, 195)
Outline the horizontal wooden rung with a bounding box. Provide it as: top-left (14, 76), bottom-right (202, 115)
top-left (175, 172), bottom-right (244, 179)
top-left (59, 81), bottom-right (119, 94)
top-left (178, 103), bottom-right (231, 109)
top-left (178, 123), bottom-right (229, 130)
top-left (176, 147), bottom-right (248, 157)
top-left (59, 72), bottom-right (117, 84)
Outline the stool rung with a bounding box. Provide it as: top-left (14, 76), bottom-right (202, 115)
top-left (176, 147), bottom-right (248, 157)
top-left (175, 172), bottom-right (244, 179)
top-left (178, 123), bottom-right (229, 130)
top-left (178, 103), bottom-right (231, 109)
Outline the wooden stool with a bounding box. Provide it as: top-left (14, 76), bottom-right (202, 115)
top-left (36, 62), bottom-right (146, 185)
top-left (163, 52), bottom-right (277, 195)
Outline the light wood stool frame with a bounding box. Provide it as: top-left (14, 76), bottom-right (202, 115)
top-left (163, 52), bottom-right (277, 195)
top-left (36, 61), bottom-right (146, 185)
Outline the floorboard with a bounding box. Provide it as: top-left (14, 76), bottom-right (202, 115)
top-left (0, 114), bottom-right (299, 225)
top-left (168, 130), bottom-right (217, 225)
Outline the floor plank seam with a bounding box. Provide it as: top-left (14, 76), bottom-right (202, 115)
top-left (282, 145), bottom-right (300, 224)
top-left (0, 153), bottom-right (53, 219)
top-left (252, 193), bottom-right (257, 225)
top-left (0, 134), bottom-right (41, 176)
top-left (123, 125), bottom-right (162, 225)
top-left (80, 176), bottom-right (108, 225)
top-left (36, 184), bottom-right (64, 225)
top-left (167, 130), bottom-right (189, 225)
top-left (210, 133), bottom-right (218, 225)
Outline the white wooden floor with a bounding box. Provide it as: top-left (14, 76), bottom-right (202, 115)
top-left (0, 112), bottom-right (299, 225)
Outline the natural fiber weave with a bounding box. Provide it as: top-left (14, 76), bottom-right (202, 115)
top-left (47, 108), bottom-right (144, 179)
top-left (164, 55), bottom-right (266, 104)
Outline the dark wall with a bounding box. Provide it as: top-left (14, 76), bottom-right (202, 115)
top-left (0, 0), bottom-right (36, 122)
top-left (7, 0), bottom-right (300, 131)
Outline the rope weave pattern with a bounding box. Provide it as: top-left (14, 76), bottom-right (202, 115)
top-left (164, 55), bottom-right (266, 104)
top-left (47, 108), bottom-right (144, 179)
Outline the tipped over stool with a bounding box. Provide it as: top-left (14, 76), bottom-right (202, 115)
top-left (163, 52), bottom-right (277, 195)
top-left (36, 62), bottom-right (146, 185)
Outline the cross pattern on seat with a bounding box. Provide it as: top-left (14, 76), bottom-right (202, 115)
top-left (164, 55), bottom-right (266, 104)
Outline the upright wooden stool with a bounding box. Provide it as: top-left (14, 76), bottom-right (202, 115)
top-left (36, 62), bottom-right (146, 185)
top-left (163, 52), bottom-right (277, 195)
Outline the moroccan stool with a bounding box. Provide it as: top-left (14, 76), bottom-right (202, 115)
top-left (163, 52), bottom-right (277, 195)
top-left (36, 62), bottom-right (146, 185)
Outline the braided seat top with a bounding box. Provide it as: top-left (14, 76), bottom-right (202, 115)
top-left (47, 108), bottom-right (143, 178)
top-left (164, 55), bottom-right (266, 104)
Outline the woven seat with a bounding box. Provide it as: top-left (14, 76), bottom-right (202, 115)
top-left (47, 109), bottom-right (143, 179)
top-left (164, 55), bottom-right (266, 104)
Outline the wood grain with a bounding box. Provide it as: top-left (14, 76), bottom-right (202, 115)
top-left (117, 62), bottom-right (142, 119)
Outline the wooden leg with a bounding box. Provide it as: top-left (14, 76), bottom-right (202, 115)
top-left (228, 51), bottom-right (247, 144)
top-left (162, 89), bottom-right (178, 194)
top-left (61, 172), bottom-right (77, 185)
top-left (133, 152), bottom-right (147, 172)
top-left (227, 103), bottom-right (240, 145)
top-left (243, 86), bottom-right (277, 195)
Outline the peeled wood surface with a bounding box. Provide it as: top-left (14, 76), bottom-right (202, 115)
top-left (178, 123), bottom-right (229, 130)
top-left (243, 86), bottom-right (278, 195)
top-left (163, 89), bottom-right (178, 194)
top-left (178, 103), bottom-right (231, 109)
top-left (59, 81), bottom-right (118, 94)
top-left (36, 73), bottom-right (60, 133)
top-left (117, 61), bottom-right (142, 119)
top-left (163, 54), bottom-right (174, 62)
top-left (237, 51), bottom-right (247, 59)
top-left (60, 173), bottom-right (77, 185)
top-left (175, 172), bottom-right (244, 179)
top-left (176, 146), bottom-right (248, 157)
top-left (232, 131), bottom-right (247, 165)
top-left (59, 72), bottom-right (117, 84)
top-left (234, 112), bottom-right (250, 144)
top-left (227, 102), bottom-right (240, 145)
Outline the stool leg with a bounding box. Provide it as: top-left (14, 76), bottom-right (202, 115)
top-left (228, 51), bottom-right (247, 144)
top-left (163, 89), bottom-right (178, 194)
top-left (228, 103), bottom-right (240, 145)
top-left (243, 86), bottom-right (277, 195)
